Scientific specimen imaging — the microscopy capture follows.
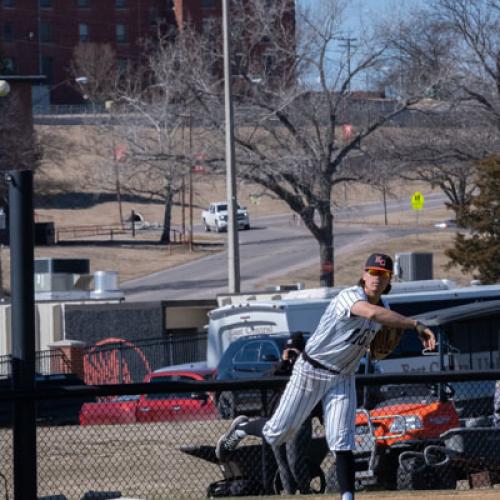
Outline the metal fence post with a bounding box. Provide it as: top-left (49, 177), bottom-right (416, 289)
top-left (8, 169), bottom-right (37, 500)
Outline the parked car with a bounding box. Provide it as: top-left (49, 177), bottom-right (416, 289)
top-left (433, 219), bottom-right (457, 229)
top-left (215, 333), bottom-right (306, 419)
top-left (0, 373), bottom-right (92, 427)
top-left (202, 202), bottom-right (250, 232)
top-left (215, 333), bottom-right (383, 419)
top-left (326, 384), bottom-right (461, 492)
top-left (79, 370), bottom-right (216, 426)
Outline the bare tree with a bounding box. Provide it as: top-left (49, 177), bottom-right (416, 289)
top-left (182, 0), bottom-right (435, 285)
top-left (373, 0), bottom-right (500, 221)
top-left (0, 89), bottom-right (41, 295)
top-left (100, 30), bottom-right (209, 244)
top-left (69, 43), bottom-right (119, 106)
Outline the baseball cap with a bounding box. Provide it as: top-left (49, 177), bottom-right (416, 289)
top-left (364, 253), bottom-right (393, 273)
top-left (286, 332), bottom-right (306, 351)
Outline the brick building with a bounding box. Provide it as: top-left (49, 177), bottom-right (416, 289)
top-left (0, 0), bottom-right (178, 104)
top-left (0, 0), bottom-right (293, 105)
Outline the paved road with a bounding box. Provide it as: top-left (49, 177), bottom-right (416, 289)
top-left (122, 194), bottom-right (445, 301)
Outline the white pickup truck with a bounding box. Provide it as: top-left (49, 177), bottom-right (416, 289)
top-left (202, 201), bottom-right (250, 232)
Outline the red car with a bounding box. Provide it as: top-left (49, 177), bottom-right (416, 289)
top-left (79, 370), bottom-right (216, 426)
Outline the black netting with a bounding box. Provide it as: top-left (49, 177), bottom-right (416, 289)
top-left (1, 373), bottom-right (500, 498)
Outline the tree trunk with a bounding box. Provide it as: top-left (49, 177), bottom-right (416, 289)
top-left (318, 208), bottom-right (334, 287)
top-left (160, 186), bottom-right (174, 244)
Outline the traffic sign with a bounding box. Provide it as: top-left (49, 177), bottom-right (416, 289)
top-left (411, 192), bottom-right (425, 211)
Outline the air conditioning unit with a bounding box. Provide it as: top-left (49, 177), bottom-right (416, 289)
top-left (34, 258), bottom-right (91, 300)
top-left (395, 252), bottom-right (433, 281)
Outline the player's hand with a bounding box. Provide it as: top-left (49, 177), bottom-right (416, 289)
top-left (420, 328), bottom-right (436, 351)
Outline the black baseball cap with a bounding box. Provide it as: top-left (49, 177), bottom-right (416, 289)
top-left (286, 332), bottom-right (306, 351)
top-left (365, 253), bottom-right (393, 273)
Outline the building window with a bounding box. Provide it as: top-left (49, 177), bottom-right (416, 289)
top-left (40, 22), bottom-right (52, 42)
top-left (0, 57), bottom-right (15, 74)
top-left (116, 24), bottom-right (127, 43)
top-left (115, 0), bottom-right (126, 8)
top-left (202, 0), bottom-right (215, 7)
top-left (2, 0), bottom-right (14, 8)
top-left (41, 56), bottom-right (54, 83)
top-left (79, 23), bottom-right (89, 42)
top-left (39, 0), bottom-right (52, 7)
top-left (117, 58), bottom-right (128, 74)
top-left (77, 0), bottom-right (90, 7)
top-left (3, 23), bottom-right (13, 43)
top-left (148, 7), bottom-right (158, 26)
top-left (202, 17), bottom-right (218, 38)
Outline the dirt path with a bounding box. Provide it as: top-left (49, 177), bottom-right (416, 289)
top-left (239, 490), bottom-right (500, 500)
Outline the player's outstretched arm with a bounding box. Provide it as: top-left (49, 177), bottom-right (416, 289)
top-left (351, 301), bottom-right (436, 350)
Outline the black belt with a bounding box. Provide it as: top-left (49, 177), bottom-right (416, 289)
top-left (302, 352), bottom-right (340, 374)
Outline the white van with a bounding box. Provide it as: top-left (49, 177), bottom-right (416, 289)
top-left (206, 283), bottom-right (500, 370)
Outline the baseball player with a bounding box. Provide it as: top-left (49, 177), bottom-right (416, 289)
top-left (217, 253), bottom-right (436, 499)
top-left (216, 332), bottom-right (320, 494)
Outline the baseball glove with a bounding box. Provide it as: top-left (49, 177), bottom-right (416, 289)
top-left (370, 327), bottom-right (403, 360)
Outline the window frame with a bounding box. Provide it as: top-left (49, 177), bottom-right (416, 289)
top-left (78, 23), bottom-right (89, 42)
top-left (115, 23), bottom-right (128, 43)
top-left (40, 21), bottom-right (52, 43)
top-left (3, 22), bottom-right (13, 43)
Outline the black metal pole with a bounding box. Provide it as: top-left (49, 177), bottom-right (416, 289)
top-left (8, 170), bottom-right (37, 500)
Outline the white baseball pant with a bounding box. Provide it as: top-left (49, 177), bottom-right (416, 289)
top-left (262, 355), bottom-right (356, 451)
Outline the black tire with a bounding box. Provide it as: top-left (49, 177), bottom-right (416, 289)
top-left (273, 463), bottom-right (325, 495)
top-left (217, 391), bottom-right (236, 420)
top-left (434, 464), bottom-right (457, 490)
top-left (203, 219), bottom-right (210, 232)
top-left (397, 456), bottom-right (433, 490)
top-left (244, 224), bottom-right (250, 230)
top-left (325, 462), bottom-right (364, 494)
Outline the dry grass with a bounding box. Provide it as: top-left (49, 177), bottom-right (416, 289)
top-left (12, 125), bottom-right (467, 294)
top-left (0, 420), bottom-right (495, 500)
top-left (256, 229), bottom-right (474, 290)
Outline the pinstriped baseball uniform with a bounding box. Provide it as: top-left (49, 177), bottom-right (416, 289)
top-left (262, 285), bottom-right (388, 451)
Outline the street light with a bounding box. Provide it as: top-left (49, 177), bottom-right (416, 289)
top-left (0, 80), bottom-right (11, 97)
top-left (32, 76), bottom-right (88, 111)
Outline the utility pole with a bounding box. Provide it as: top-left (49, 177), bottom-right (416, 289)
top-left (188, 111), bottom-right (193, 252)
top-left (37, 0), bottom-right (43, 75)
top-left (336, 36), bottom-right (358, 92)
top-left (222, 0), bottom-right (241, 293)
top-left (9, 170), bottom-right (37, 500)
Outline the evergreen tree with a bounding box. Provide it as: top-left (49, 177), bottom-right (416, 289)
top-left (446, 156), bottom-right (500, 284)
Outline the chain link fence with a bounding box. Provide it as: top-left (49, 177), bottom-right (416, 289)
top-left (1, 371), bottom-right (500, 499)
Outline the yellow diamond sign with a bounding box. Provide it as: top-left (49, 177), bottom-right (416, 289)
top-left (411, 192), bottom-right (424, 211)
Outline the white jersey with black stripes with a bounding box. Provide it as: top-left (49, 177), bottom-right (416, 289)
top-left (304, 285), bottom-right (388, 374)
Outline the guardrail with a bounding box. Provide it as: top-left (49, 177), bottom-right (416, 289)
top-left (55, 224), bottom-right (187, 243)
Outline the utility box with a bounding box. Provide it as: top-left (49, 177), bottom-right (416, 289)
top-left (395, 252), bottom-right (433, 281)
top-left (35, 222), bottom-right (55, 246)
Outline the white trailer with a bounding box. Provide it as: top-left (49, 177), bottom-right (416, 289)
top-left (206, 283), bottom-right (500, 370)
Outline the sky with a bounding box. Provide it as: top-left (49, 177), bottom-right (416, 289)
top-left (297, 0), bottom-right (421, 90)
